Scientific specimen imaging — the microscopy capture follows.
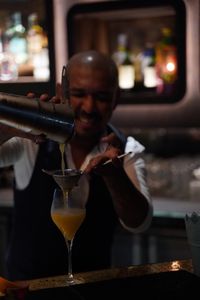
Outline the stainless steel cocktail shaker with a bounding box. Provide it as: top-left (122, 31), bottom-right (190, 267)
top-left (0, 92), bottom-right (74, 143)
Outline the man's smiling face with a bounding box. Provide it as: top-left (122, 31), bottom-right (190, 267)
top-left (68, 64), bottom-right (117, 139)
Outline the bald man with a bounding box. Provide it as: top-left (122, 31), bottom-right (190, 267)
top-left (0, 50), bottom-right (152, 280)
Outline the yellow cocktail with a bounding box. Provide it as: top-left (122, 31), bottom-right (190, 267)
top-left (51, 179), bottom-right (84, 284)
top-left (51, 208), bottom-right (86, 240)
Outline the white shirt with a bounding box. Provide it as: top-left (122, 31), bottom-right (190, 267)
top-left (0, 136), bottom-right (152, 233)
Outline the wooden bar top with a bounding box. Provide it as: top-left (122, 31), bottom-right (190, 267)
top-left (26, 259), bottom-right (193, 291)
top-left (2, 259), bottom-right (198, 300)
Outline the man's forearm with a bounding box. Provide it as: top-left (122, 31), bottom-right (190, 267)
top-left (0, 123), bottom-right (39, 145)
top-left (102, 166), bottom-right (149, 228)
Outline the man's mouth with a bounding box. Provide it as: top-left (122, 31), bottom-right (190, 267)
top-left (76, 111), bottom-right (101, 126)
top-left (79, 116), bottom-right (94, 124)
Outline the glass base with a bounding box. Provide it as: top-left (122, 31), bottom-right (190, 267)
top-left (66, 273), bottom-right (74, 285)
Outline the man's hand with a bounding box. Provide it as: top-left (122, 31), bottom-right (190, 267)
top-left (25, 83), bottom-right (64, 144)
top-left (100, 132), bottom-right (124, 149)
top-left (27, 83), bottom-right (63, 103)
top-left (84, 132), bottom-right (124, 174)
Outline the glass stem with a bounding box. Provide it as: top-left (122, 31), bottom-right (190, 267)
top-left (66, 238), bottom-right (74, 281)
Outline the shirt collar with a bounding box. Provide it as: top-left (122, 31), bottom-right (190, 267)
top-left (65, 138), bottom-right (108, 172)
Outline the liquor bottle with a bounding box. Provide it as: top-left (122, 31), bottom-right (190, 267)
top-left (6, 12), bottom-right (28, 65)
top-left (155, 27), bottom-right (177, 90)
top-left (141, 43), bottom-right (157, 88)
top-left (27, 13), bottom-right (49, 80)
top-left (27, 13), bottom-right (44, 55)
top-left (112, 34), bottom-right (135, 89)
top-left (0, 28), bottom-right (18, 81)
top-left (0, 66), bottom-right (74, 144)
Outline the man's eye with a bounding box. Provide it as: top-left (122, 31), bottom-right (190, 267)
top-left (69, 90), bottom-right (112, 102)
top-left (70, 91), bottom-right (86, 98)
top-left (94, 93), bottom-right (110, 102)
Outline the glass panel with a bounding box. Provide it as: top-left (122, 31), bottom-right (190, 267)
top-left (0, 0), bottom-right (51, 84)
top-left (67, 0), bottom-right (186, 104)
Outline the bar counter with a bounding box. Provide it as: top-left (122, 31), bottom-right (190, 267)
top-left (27, 259), bottom-right (193, 290)
top-left (12, 259), bottom-right (199, 299)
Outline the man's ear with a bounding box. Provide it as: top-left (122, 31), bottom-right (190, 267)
top-left (112, 87), bottom-right (120, 110)
top-left (61, 65), bottom-right (69, 103)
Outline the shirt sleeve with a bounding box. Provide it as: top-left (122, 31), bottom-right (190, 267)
top-left (0, 138), bottom-right (39, 190)
top-left (120, 136), bottom-right (153, 233)
top-left (0, 137), bottom-right (24, 167)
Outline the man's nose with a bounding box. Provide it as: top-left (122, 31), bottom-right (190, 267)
top-left (83, 94), bottom-right (97, 112)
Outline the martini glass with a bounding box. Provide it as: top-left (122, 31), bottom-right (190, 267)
top-left (50, 169), bottom-right (85, 284)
